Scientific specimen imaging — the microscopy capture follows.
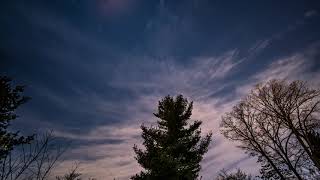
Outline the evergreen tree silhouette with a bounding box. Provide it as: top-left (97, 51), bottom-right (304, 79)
top-left (132, 95), bottom-right (212, 180)
top-left (0, 76), bottom-right (33, 160)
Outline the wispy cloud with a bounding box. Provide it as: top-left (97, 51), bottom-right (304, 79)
top-left (49, 42), bottom-right (286, 179)
top-left (30, 23), bottom-right (320, 180)
top-left (304, 10), bottom-right (318, 18)
top-left (3, 1), bottom-right (320, 180)
top-left (49, 48), bottom-right (245, 179)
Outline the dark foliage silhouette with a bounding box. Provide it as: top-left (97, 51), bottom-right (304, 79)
top-left (132, 95), bottom-right (212, 180)
top-left (0, 76), bottom-right (69, 180)
top-left (56, 165), bottom-right (81, 180)
top-left (216, 169), bottom-right (252, 180)
top-left (56, 164), bottom-right (97, 180)
top-left (0, 76), bottom-right (33, 161)
top-left (307, 130), bottom-right (320, 169)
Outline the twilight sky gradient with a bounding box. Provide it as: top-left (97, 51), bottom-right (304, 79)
top-left (1, 0), bottom-right (320, 179)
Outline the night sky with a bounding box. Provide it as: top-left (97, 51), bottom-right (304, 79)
top-left (1, 0), bottom-right (320, 179)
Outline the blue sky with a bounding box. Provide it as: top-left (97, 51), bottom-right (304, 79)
top-left (1, 0), bottom-right (320, 179)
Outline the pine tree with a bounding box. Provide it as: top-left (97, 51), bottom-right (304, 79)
top-left (0, 76), bottom-right (33, 160)
top-left (132, 95), bottom-right (212, 180)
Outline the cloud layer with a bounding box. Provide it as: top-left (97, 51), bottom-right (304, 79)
top-left (1, 1), bottom-right (320, 179)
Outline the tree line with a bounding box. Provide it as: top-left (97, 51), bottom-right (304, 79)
top-left (0, 75), bottom-right (319, 179)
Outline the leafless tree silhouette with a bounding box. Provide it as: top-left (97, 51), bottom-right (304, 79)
top-left (221, 80), bottom-right (320, 179)
top-left (0, 131), bottom-right (67, 180)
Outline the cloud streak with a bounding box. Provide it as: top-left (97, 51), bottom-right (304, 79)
top-left (1, 1), bottom-right (320, 180)
top-left (51, 41), bottom-right (319, 179)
